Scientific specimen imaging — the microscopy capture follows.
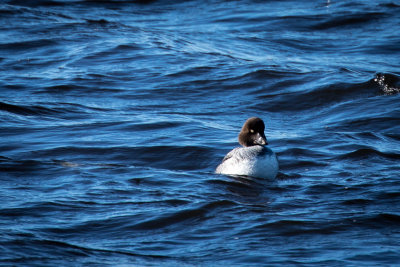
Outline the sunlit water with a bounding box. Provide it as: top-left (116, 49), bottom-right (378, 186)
top-left (1, 0), bottom-right (400, 265)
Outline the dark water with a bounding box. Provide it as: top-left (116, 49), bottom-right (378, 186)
top-left (1, 0), bottom-right (400, 265)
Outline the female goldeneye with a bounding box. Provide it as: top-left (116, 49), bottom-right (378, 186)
top-left (216, 117), bottom-right (279, 179)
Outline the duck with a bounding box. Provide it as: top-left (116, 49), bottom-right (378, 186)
top-left (216, 117), bottom-right (279, 179)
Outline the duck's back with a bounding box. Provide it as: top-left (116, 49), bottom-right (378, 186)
top-left (216, 145), bottom-right (278, 179)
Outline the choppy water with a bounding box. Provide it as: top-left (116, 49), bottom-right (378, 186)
top-left (1, 0), bottom-right (400, 265)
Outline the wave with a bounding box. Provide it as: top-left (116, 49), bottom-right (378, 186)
top-left (0, 101), bottom-right (107, 121)
top-left (335, 147), bottom-right (400, 161)
top-left (245, 211), bottom-right (400, 239)
top-left (5, 0), bottom-right (168, 8)
top-left (7, 145), bottom-right (215, 171)
top-left (0, 101), bottom-right (62, 116)
top-left (0, 159), bottom-right (50, 174)
top-left (131, 200), bottom-right (234, 230)
top-left (38, 200), bottom-right (235, 239)
top-left (312, 12), bottom-right (387, 30)
top-left (0, 237), bottom-right (170, 266)
top-left (0, 38), bottom-right (58, 52)
top-left (255, 73), bottom-right (400, 113)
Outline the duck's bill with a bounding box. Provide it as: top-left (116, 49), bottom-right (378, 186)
top-left (255, 133), bottom-right (268, 146)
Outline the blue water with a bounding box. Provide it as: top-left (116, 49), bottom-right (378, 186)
top-left (1, 0), bottom-right (400, 265)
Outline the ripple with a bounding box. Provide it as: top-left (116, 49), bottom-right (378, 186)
top-left (313, 12), bottom-right (387, 30)
top-left (335, 147), bottom-right (400, 161)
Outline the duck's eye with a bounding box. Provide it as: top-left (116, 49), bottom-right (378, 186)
top-left (250, 129), bottom-right (254, 133)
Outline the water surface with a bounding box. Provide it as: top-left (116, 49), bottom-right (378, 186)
top-left (1, 0), bottom-right (400, 265)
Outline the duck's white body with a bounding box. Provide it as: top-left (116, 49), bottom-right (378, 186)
top-left (216, 145), bottom-right (278, 180)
